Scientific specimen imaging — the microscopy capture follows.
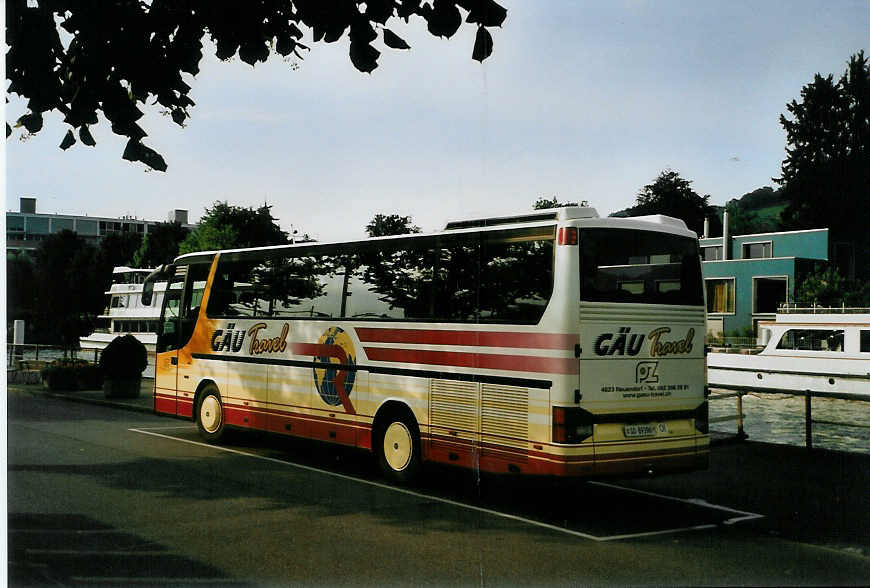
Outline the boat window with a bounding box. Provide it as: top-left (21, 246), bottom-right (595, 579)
top-left (861, 330), bottom-right (870, 353)
top-left (111, 295), bottom-right (130, 309)
top-left (776, 329), bottom-right (845, 352)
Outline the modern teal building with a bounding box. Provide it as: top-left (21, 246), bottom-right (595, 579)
top-left (700, 226), bottom-right (828, 337)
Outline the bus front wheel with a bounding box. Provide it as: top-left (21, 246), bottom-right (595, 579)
top-left (195, 384), bottom-right (225, 443)
top-left (376, 413), bottom-right (421, 483)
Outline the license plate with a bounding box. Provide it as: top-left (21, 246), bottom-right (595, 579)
top-left (624, 423), bottom-right (667, 438)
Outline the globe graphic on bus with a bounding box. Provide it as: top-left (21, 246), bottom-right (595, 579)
top-left (313, 327), bottom-right (357, 407)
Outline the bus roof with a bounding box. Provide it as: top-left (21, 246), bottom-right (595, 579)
top-left (443, 206), bottom-right (599, 230)
top-left (172, 207), bottom-right (694, 265)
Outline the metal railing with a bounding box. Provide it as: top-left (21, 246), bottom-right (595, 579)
top-left (709, 387), bottom-right (870, 451)
top-left (6, 343), bottom-right (103, 369)
top-left (706, 337), bottom-right (760, 349)
top-left (779, 303), bottom-right (870, 314)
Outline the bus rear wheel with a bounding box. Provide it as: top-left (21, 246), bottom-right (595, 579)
top-left (377, 414), bottom-right (421, 484)
top-left (195, 384), bottom-right (225, 443)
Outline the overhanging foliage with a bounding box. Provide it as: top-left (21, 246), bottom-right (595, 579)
top-left (6, 0), bottom-right (507, 171)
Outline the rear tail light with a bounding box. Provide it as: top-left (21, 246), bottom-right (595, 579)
top-left (693, 401), bottom-right (709, 434)
top-left (553, 406), bottom-right (594, 444)
top-left (557, 227), bottom-right (578, 246)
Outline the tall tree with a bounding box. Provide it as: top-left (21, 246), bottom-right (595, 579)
top-left (97, 232), bottom-right (143, 271)
top-left (6, 0), bottom-right (507, 171)
top-left (31, 230), bottom-right (104, 348)
top-left (133, 222), bottom-right (191, 268)
top-left (365, 213), bottom-right (421, 237)
top-left (776, 51), bottom-right (870, 277)
top-left (7, 252), bottom-right (37, 340)
top-left (533, 197), bottom-right (582, 210)
top-left (618, 169), bottom-right (716, 236)
top-left (179, 202), bottom-right (289, 254)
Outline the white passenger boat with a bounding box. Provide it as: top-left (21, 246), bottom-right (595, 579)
top-left (79, 266), bottom-right (167, 377)
top-left (707, 308), bottom-right (870, 398)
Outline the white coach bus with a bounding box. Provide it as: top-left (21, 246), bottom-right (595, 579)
top-left (144, 206), bottom-right (708, 481)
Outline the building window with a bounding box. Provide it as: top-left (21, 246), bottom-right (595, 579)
top-left (753, 277), bottom-right (788, 314)
top-left (7, 216), bottom-right (25, 232)
top-left (27, 217), bottom-right (50, 234)
top-left (742, 241), bottom-right (772, 259)
top-left (77, 219), bottom-right (99, 236)
top-left (52, 218), bottom-right (74, 233)
top-left (702, 246), bottom-right (723, 261)
top-left (706, 278), bottom-right (735, 314)
top-left (861, 331), bottom-right (870, 353)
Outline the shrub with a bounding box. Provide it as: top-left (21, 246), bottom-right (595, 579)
top-left (41, 363), bottom-right (79, 390)
top-left (40, 359), bottom-right (104, 390)
top-left (99, 335), bottom-right (147, 380)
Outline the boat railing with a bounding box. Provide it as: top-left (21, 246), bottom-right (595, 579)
top-left (708, 387), bottom-right (870, 451)
top-left (778, 303), bottom-right (870, 314)
top-left (706, 336), bottom-right (761, 351)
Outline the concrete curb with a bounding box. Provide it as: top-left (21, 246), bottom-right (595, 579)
top-left (37, 390), bottom-right (156, 416)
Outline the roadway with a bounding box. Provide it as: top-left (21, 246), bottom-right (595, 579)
top-left (7, 384), bottom-right (870, 586)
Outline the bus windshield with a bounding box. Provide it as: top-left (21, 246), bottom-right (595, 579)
top-left (579, 228), bottom-right (703, 306)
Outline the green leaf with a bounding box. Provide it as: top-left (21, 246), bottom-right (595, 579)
top-left (460, 0), bottom-right (508, 27)
top-left (471, 26), bottom-right (492, 62)
top-left (349, 42), bottom-right (380, 73)
top-left (18, 112), bottom-right (44, 134)
top-left (79, 125), bottom-right (96, 146)
top-left (239, 40), bottom-right (269, 66)
top-left (383, 29), bottom-right (411, 50)
top-left (123, 139), bottom-right (167, 172)
top-left (171, 108), bottom-right (186, 126)
top-left (427, 0), bottom-right (462, 38)
top-left (275, 32), bottom-right (296, 56)
top-left (59, 130), bottom-right (76, 150)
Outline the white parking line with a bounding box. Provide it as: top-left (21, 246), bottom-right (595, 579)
top-left (589, 482), bottom-right (765, 526)
top-left (27, 549), bottom-right (165, 556)
top-left (70, 577), bottom-right (246, 584)
top-left (129, 424), bottom-right (196, 431)
top-left (130, 426), bottom-right (763, 542)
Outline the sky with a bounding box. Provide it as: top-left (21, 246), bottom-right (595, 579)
top-left (5, 1), bottom-right (870, 243)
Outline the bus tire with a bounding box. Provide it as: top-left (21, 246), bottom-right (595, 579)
top-left (376, 412), bottom-right (421, 484)
top-left (195, 384), bottom-right (225, 443)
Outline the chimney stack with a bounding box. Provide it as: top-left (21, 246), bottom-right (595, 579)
top-left (168, 209), bottom-right (189, 224)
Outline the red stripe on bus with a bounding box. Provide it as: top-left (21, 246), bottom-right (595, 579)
top-left (364, 347), bottom-right (578, 375)
top-left (355, 328), bottom-right (578, 350)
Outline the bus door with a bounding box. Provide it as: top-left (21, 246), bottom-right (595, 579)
top-left (155, 263), bottom-right (210, 416)
top-left (174, 264), bottom-right (210, 417)
top-left (155, 266), bottom-right (188, 414)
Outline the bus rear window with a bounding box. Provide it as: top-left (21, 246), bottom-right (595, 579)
top-left (579, 228), bottom-right (703, 306)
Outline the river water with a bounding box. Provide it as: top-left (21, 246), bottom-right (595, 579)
top-left (709, 389), bottom-right (870, 453)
